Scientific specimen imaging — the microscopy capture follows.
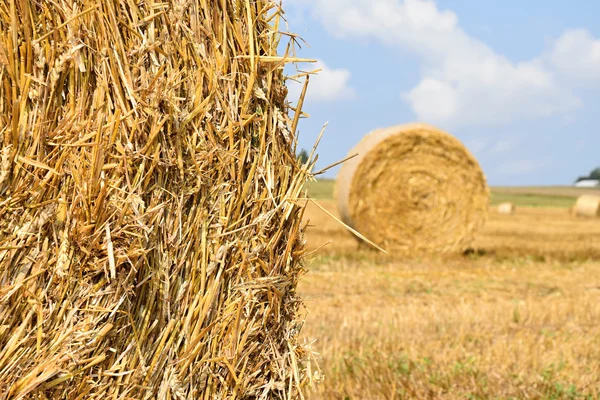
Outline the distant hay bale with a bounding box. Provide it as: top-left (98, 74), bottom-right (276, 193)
top-left (336, 123), bottom-right (489, 253)
top-left (0, 1), bottom-right (314, 398)
top-left (573, 195), bottom-right (600, 218)
top-left (498, 202), bottom-right (516, 215)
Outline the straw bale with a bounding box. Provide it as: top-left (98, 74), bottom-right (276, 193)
top-left (498, 202), bottom-right (516, 215)
top-left (573, 195), bottom-right (600, 218)
top-left (336, 123), bottom-right (489, 253)
top-left (0, 1), bottom-right (316, 398)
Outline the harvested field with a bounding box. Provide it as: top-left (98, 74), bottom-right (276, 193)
top-left (299, 183), bottom-right (600, 399)
top-left (493, 186), bottom-right (600, 198)
top-left (307, 180), bottom-right (599, 208)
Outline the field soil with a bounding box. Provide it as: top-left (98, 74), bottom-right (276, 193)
top-left (299, 187), bottom-right (600, 399)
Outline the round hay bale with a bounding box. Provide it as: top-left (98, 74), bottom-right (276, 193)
top-left (498, 202), bottom-right (516, 215)
top-left (573, 195), bottom-right (600, 218)
top-left (336, 122), bottom-right (489, 253)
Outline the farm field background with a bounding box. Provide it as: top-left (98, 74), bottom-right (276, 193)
top-left (304, 179), bottom-right (600, 207)
top-left (299, 180), bottom-right (600, 399)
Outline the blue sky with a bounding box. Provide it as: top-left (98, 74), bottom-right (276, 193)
top-left (281, 0), bottom-right (600, 185)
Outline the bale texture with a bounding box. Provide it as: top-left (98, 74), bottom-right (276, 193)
top-left (573, 195), bottom-right (600, 218)
top-left (0, 1), bottom-right (314, 398)
top-left (498, 202), bottom-right (516, 215)
top-left (337, 123), bottom-right (489, 253)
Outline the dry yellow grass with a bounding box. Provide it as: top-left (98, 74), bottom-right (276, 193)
top-left (300, 199), bottom-right (600, 399)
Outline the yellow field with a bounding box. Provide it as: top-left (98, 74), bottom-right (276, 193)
top-left (299, 192), bottom-right (600, 399)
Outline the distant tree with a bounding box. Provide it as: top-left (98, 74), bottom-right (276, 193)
top-left (590, 167), bottom-right (600, 180)
top-left (297, 149), bottom-right (309, 164)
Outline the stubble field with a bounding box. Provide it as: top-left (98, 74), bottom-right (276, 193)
top-left (300, 181), bottom-right (600, 399)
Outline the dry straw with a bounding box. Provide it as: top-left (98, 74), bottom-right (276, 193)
top-left (336, 123), bottom-right (489, 254)
top-left (498, 202), bottom-right (516, 215)
top-left (573, 195), bottom-right (600, 218)
top-left (0, 1), bottom-right (317, 398)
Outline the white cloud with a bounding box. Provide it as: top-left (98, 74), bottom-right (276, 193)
top-left (286, 0), bottom-right (583, 128)
top-left (549, 29), bottom-right (600, 81)
top-left (287, 60), bottom-right (356, 104)
top-left (402, 78), bottom-right (458, 123)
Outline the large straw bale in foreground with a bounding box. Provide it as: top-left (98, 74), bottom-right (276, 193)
top-left (573, 195), bottom-right (600, 218)
top-left (0, 1), bottom-right (314, 398)
top-left (337, 123), bottom-right (489, 253)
